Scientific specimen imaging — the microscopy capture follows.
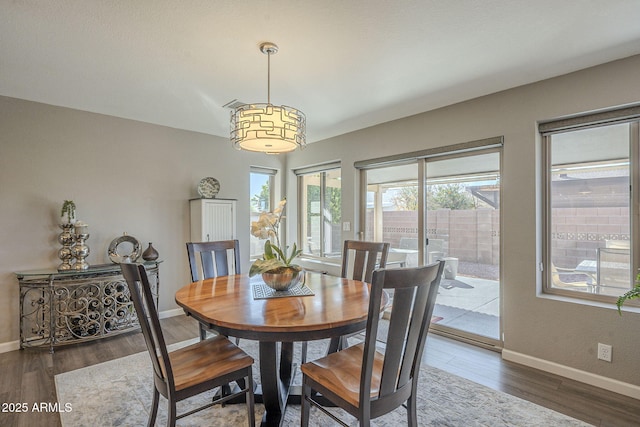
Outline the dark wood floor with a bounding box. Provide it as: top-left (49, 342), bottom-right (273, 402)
top-left (1, 315), bottom-right (638, 426)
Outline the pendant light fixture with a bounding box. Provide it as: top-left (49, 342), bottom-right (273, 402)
top-left (230, 42), bottom-right (306, 153)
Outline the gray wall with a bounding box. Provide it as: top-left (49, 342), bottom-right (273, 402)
top-left (1, 54), bottom-right (639, 390)
top-left (0, 96), bottom-right (284, 344)
top-left (286, 54), bottom-right (640, 387)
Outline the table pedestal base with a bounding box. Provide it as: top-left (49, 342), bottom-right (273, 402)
top-left (222, 338), bottom-right (341, 427)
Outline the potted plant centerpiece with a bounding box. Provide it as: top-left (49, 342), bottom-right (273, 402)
top-left (249, 199), bottom-right (303, 291)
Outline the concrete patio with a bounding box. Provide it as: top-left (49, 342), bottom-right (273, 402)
top-left (432, 269), bottom-right (500, 341)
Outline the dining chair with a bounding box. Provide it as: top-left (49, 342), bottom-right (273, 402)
top-left (301, 239), bottom-right (390, 363)
top-left (338, 240), bottom-right (391, 348)
top-left (300, 261), bottom-right (444, 427)
top-left (120, 263), bottom-right (255, 427)
top-left (186, 240), bottom-right (241, 281)
top-left (186, 240), bottom-right (241, 340)
top-left (341, 239), bottom-right (391, 283)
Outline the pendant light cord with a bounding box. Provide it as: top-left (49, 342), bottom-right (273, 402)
top-left (267, 50), bottom-right (271, 105)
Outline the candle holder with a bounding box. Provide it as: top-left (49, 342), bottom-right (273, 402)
top-left (57, 223), bottom-right (76, 271)
top-left (72, 222), bottom-right (90, 270)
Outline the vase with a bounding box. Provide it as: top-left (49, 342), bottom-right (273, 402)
top-left (57, 223), bottom-right (76, 271)
top-left (261, 267), bottom-right (303, 291)
top-left (142, 242), bottom-right (159, 261)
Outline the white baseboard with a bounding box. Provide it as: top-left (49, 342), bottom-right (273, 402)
top-left (0, 308), bottom-right (185, 354)
top-left (502, 349), bottom-right (640, 400)
top-left (159, 307), bottom-right (185, 319)
top-left (0, 340), bottom-right (20, 354)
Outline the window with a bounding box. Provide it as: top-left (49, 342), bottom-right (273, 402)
top-left (296, 164), bottom-right (341, 257)
top-left (541, 106), bottom-right (640, 305)
top-left (250, 167), bottom-right (276, 258)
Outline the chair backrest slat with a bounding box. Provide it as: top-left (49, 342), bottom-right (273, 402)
top-left (363, 261), bottom-right (444, 403)
top-left (351, 251), bottom-right (368, 281)
top-left (186, 240), bottom-right (240, 281)
top-left (341, 240), bottom-right (390, 283)
top-left (200, 251), bottom-right (215, 278)
top-left (214, 249), bottom-right (230, 276)
top-left (397, 278), bottom-right (435, 385)
top-left (380, 286), bottom-right (414, 394)
top-left (120, 263), bottom-right (173, 388)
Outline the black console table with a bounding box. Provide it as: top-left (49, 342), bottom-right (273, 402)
top-left (15, 262), bottom-right (160, 352)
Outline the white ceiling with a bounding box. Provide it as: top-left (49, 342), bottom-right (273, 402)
top-left (2, 1), bottom-right (640, 144)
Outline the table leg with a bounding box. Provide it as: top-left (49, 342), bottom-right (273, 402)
top-left (279, 341), bottom-right (293, 384)
top-left (259, 341), bottom-right (294, 427)
top-left (327, 336), bottom-right (342, 354)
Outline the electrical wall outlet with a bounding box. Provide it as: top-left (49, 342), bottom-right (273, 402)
top-left (597, 343), bottom-right (612, 362)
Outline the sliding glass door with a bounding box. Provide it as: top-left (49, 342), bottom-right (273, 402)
top-left (362, 147), bottom-right (502, 348)
top-left (426, 152), bottom-right (501, 345)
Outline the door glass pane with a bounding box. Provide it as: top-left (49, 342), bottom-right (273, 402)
top-left (549, 124), bottom-right (631, 296)
top-left (366, 163), bottom-right (420, 267)
top-left (428, 152), bottom-right (501, 341)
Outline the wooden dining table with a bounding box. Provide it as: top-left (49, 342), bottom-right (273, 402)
top-left (175, 271), bottom-right (387, 427)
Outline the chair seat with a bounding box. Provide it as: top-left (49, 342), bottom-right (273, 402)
top-left (301, 343), bottom-right (383, 407)
top-left (169, 335), bottom-right (254, 392)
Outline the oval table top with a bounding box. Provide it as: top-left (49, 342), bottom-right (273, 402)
top-left (175, 272), bottom-right (387, 342)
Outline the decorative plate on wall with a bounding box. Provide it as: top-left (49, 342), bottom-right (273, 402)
top-left (197, 177), bottom-right (220, 198)
top-left (108, 234), bottom-right (141, 263)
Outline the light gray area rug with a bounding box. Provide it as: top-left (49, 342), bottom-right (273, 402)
top-left (55, 338), bottom-right (590, 427)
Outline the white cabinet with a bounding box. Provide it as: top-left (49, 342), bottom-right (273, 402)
top-left (189, 199), bottom-right (237, 242)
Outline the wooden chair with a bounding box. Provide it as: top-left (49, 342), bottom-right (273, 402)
top-left (186, 240), bottom-right (241, 340)
top-left (120, 263), bottom-right (255, 427)
top-left (337, 240), bottom-right (391, 348)
top-left (301, 240), bottom-right (390, 363)
top-left (301, 261), bottom-right (444, 427)
top-left (341, 239), bottom-right (390, 283)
